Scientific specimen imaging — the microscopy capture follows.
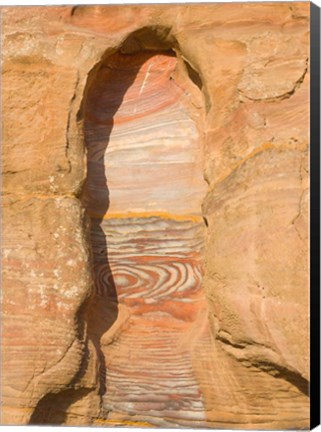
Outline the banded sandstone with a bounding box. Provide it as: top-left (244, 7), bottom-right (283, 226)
top-left (1, 3), bottom-right (309, 428)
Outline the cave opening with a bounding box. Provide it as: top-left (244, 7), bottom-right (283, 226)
top-left (82, 37), bottom-right (206, 426)
top-left (30, 28), bottom-right (210, 427)
top-left (80, 31), bottom-right (210, 427)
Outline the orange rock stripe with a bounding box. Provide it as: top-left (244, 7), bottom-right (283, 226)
top-left (89, 210), bottom-right (203, 223)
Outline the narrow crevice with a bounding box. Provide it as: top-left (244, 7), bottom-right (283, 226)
top-left (29, 388), bottom-right (92, 425)
top-left (203, 216), bottom-right (209, 227)
top-left (65, 71), bottom-right (80, 175)
top-left (217, 334), bottom-right (309, 397)
top-left (251, 361), bottom-right (309, 397)
top-left (239, 58), bottom-right (309, 102)
top-left (183, 59), bottom-right (203, 91)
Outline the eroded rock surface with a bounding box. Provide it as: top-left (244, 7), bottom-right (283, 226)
top-left (81, 51), bottom-right (210, 427)
top-left (1, 3), bottom-right (310, 428)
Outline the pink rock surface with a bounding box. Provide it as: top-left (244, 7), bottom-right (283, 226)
top-left (1, 3), bottom-right (310, 428)
top-left (81, 51), bottom-right (211, 426)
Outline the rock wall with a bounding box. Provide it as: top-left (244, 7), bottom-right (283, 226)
top-left (80, 49), bottom-right (210, 427)
top-left (1, 3), bottom-right (310, 428)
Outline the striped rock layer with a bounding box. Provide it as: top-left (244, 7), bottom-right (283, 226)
top-left (2, 4), bottom-right (310, 429)
top-left (82, 51), bottom-right (211, 426)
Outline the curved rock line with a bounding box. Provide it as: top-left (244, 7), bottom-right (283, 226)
top-left (82, 49), bottom-right (210, 426)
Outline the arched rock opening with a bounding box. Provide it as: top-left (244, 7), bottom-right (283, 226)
top-left (29, 28), bottom-right (212, 427)
top-left (80, 31), bottom-right (212, 427)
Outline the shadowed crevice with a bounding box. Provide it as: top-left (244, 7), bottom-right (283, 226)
top-left (183, 60), bottom-right (203, 91)
top-left (253, 361), bottom-right (309, 397)
top-left (29, 388), bottom-right (92, 425)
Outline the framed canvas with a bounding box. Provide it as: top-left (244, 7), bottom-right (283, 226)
top-left (1, 1), bottom-right (320, 430)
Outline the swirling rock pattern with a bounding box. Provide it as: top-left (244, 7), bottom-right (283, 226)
top-left (82, 51), bottom-right (210, 426)
top-left (2, 4), bottom-right (310, 428)
top-left (98, 218), bottom-right (210, 427)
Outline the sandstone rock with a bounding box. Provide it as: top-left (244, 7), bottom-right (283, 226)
top-left (1, 3), bottom-right (310, 428)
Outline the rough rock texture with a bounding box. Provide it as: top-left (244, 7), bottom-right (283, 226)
top-left (81, 50), bottom-right (209, 427)
top-left (1, 3), bottom-right (310, 429)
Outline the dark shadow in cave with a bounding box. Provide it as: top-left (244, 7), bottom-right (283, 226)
top-left (82, 47), bottom-right (176, 403)
top-left (29, 44), bottom-right (177, 425)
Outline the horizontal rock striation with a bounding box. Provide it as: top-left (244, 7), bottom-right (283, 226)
top-left (2, 3), bottom-right (310, 428)
top-left (81, 51), bottom-right (211, 426)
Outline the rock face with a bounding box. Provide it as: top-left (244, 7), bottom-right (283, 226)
top-left (81, 51), bottom-right (209, 426)
top-left (1, 3), bottom-right (310, 429)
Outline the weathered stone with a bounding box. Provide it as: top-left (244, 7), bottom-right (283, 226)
top-left (1, 3), bottom-right (310, 428)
